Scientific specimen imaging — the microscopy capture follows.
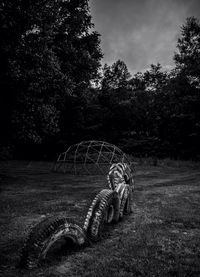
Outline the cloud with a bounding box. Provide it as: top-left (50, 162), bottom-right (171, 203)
top-left (90, 0), bottom-right (200, 75)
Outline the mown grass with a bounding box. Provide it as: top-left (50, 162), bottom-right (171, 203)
top-left (0, 160), bottom-right (200, 276)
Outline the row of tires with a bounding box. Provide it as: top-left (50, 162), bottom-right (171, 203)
top-left (19, 184), bottom-right (132, 269)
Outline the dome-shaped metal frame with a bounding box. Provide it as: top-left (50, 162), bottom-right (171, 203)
top-left (53, 140), bottom-right (133, 175)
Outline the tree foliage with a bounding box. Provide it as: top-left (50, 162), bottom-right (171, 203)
top-left (0, 0), bottom-right (102, 145)
top-left (95, 17), bottom-right (200, 159)
top-left (1, 11), bottom-right (200, 160)
top-left (101, 60), bottom-right (131, 91)
top-left (174, 17), bottom-right (200, 84)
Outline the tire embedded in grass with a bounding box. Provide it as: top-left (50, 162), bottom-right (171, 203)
top-left (83, 189), bottom-right (120, 242)
top-left (123, 187), bottom-right (132, 215)
top-left (19, 216), bottom-right (87, 269)
top-left (116, 183), bottom-right (131, 218)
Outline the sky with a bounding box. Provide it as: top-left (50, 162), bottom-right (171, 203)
top-left (90, 0), bottom-right (200, 75)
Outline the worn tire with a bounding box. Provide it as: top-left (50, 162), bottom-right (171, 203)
top-left (116, 184), bottom-right (131, 218)
top-left (84, 189), bottom-right (120, 242)
top-left (19, 216), bottom-right (87, 269)
top-left (106, 192), bottom-right (120, 224)
top-left (124, 187), bottom-right (132, 214)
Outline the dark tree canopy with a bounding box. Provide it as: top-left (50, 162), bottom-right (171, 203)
top-left (1, 12), bottom-right (200, 160)
top-left (101, 60), bottom-right (131, 91)
top-left (174, 17), bottom-right (200, 83)
top-left (0, 0), bottom-right (102, 145)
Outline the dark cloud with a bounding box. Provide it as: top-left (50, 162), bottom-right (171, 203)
top-left (90, 0), bottom-right (200, 74)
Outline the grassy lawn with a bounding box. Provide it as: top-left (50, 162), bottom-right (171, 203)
top-left (0, 160), bottom-right (200, 276)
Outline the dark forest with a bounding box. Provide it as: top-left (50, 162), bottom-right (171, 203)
top-left (1, 0), bottom-right (200, 160)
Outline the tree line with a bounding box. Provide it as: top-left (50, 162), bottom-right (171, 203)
top-left (0, 0), bottom-right (200, 160)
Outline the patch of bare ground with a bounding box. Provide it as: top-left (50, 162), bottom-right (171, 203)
top-left (0, 160), bottom-right (200, 276)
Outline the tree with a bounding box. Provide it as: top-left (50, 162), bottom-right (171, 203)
top-left (53, 0), bottom-right (103, 90)
top-left (174, 17), bottom-right (200, 88)
top-left (101, 60), bottom-right (131, 91)
top-left (129, 72), bottom-right (146, 91)
top-left (129, 64), bottom-right (168, 92)
top-left (156, 17), bottom-right (200, 158)
top-left (0, 0), bottom-right (102, 146)
top-left (143, 64), bottom-right (168, 92)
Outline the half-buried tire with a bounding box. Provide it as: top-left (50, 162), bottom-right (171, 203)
top-left (116, 184), bottom-right (131, 219)
top-left (19, 216), bottom-right (87, 269)
top-left (124, 185), bottom-right (133, 214)
top-left (83, 189), bottom-right (120, 242)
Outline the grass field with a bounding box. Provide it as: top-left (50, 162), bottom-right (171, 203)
top-left (0, 160), bottom-right (200, 277)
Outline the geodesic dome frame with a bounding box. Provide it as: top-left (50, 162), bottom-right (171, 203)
top-left (53, 140), bottom-right (133, 175)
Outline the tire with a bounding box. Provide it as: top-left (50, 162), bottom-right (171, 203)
top-left (106, 192), bottom-right (120, 223)
top-left (84, 189), bottom-right (120, 242)
top-left (19, 216), bottom-right (87, 269)
top-left (123, 187), bottom-right (132, 214)
top-left (116, 184), bottom-right (130, 218)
